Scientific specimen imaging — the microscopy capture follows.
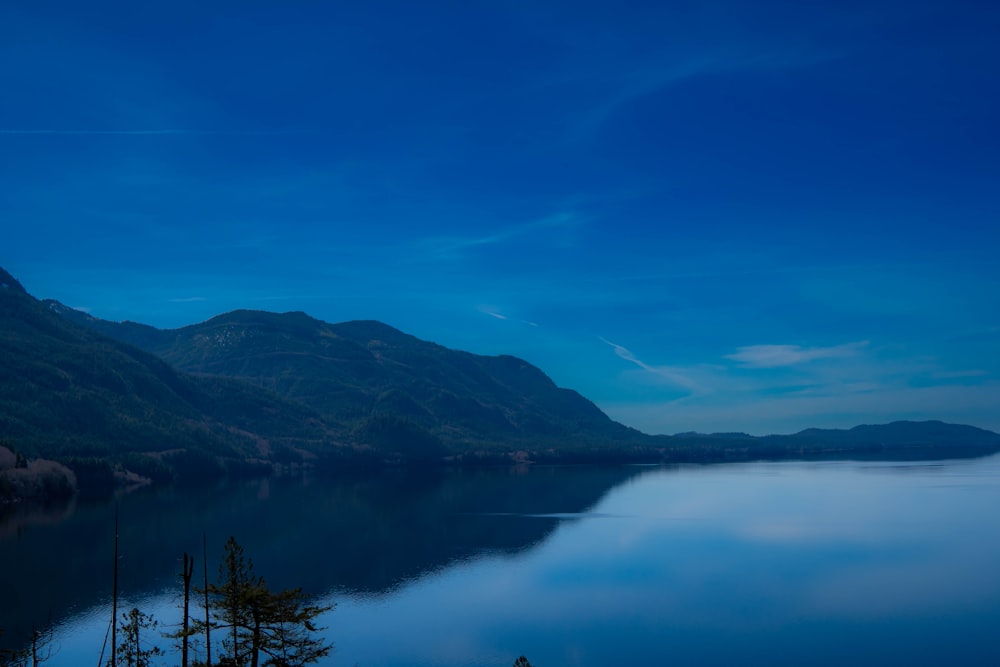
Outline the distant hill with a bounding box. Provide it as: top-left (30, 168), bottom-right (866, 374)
top-left (662, 421), bottom-right (1000, 460)
top-left (1, 264), bottom-right (999, 498)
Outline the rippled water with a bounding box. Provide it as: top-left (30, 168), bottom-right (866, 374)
top-left (6, 456), bottom-right (1000, 666)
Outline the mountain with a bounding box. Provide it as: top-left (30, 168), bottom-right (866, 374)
top-left (2, 264), bottom-right (999, 499)
top-left (48, 294), bottom-right (1000, 461)
top-left (46, 302), bottom-right (644, 454)
top-left (798, 421), bottom-right (1000, 447)
top-left (1, 271), bottom-right (343, 491)
top-left (661, 420), bottom-right (1000, 460)
top-left (3, 266), bottom-right (647, 492)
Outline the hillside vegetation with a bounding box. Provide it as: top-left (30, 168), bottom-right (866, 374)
top-left (2, 265), bottom-right (999, 497)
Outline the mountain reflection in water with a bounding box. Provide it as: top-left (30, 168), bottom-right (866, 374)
top-left (1, 465), bottom-right (643, 648)
top-left (7, 457), bottom-right (1000, 666)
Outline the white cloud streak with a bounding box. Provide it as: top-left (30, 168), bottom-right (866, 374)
top-left (600, 337), bottom-right (702, 392)
top-left (419, 212), bottom-right (581, 260)
top-left (0, 129), bottom-right (307, 136)
top-left (480, 307), bottom-right (540, 328)
top-left (571, 46), bottom-right (844, 135)
top-left (726, 342), bottom-right (869, 368)
top-left (929, 370), bottom-right (989, 379)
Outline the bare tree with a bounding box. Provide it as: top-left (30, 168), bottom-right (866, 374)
top-left (0, 623), bottom-right (58, 667)
top-left (165, 553), bottom-right (197, 667)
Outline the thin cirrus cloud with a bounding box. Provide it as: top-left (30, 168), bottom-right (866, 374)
top-left (929, 370), bottom-right (990, 380)
top-left (479, 308), bottom-right (539, 328)
top-left (599, 337), bottom-right (702, 393)
top-left (0, 129), bottom-right (308, 136)
top-left (725, 342), bottom-right (869, 368)
top-left (574, 46), bottom-right (843, 134)
top-left (416, 212), bottom-right (581, 260)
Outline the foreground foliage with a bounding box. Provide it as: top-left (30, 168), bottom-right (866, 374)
top-left (115, 608), bottom-right (163, 667)
top-left (201, 536), bottom-right (332, 667)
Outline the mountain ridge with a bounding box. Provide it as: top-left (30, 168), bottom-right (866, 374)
top-left (47, 300), bottom-right (640, 451)
top-left (41, 294), bottom-right (1000, 449)
top-left (1, 265), bottom-right (998, 500)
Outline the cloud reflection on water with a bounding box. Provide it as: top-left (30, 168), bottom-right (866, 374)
top-left (22, 455), bottom-right (1000, 666)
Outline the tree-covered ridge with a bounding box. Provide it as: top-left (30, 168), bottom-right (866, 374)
top-left (2, 264), bottom-right (1000, 501)
top-left (48, 291), bottom-right (1000, 462)
top-left (3, 264), bottom-right (653, 486)
top-left (0, 275), bottom-right (348, 490)
top-left (51, 304), bottom-right (642, 450)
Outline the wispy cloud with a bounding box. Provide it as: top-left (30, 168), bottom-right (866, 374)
top-left (605, 381), bottom-right (1000, 437)
top-left (418, 212), bottom-right (581, 260)
top-left (599, 337), bottom-right (702, 392)
top-left (590, 262), bottom-right (901, 284)
top-left (168, 296), bottom-right (207, 303)
top-left (571, 46), bottom-right (844, 135)
top-left (480, 307), bottom-right (539, 328)
top-left (929, 370), bottom-right (990, 380)
top-left (0, 128), bottom-right (308, 136)
top-left (596, 337), bottom-right (999, 435)
top-left (726, 342), bottom-right (869, 368)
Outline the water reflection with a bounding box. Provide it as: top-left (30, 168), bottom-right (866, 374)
top-left (6, 456), bottom-right (1000, 666)
top-left (0, 496), bottom-right (76, 540)
top-left (0, 465), bottom-right (642, 650)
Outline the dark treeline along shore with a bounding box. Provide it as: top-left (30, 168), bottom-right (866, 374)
top-left (3, 263), bottom-right (1000, 505)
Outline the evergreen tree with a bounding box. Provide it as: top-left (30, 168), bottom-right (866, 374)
top-left (114, 608), bottom-right (163, 667)
top-left (208, 537), bottom-right (262, 666)
top-left (206, 537), bottom-right (332, 667)
top-left (252, 587), bottom-right (331, 667)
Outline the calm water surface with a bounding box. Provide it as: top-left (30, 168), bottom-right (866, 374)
top-left (4, 456), bottom-right (1000, 666)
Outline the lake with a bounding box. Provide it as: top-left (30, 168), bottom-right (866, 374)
top-left (4, 455), bottom-right (1000, 666)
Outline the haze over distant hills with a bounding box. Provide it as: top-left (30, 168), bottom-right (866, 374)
top-left (2, 264), bottom-right (999, 494)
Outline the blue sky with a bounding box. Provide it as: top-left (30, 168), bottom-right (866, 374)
top-left (3, 1), bottom-right (998, 435)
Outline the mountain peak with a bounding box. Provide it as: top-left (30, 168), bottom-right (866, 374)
top-left (202, 309), bottom-right (323, 328)
top-left (332, 319), bottom-right (416, 345)
top-left (0, 266), bottom-right (28, 295)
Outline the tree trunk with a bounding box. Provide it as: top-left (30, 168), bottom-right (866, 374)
top-left (250, 604), bottom-right (261, 667)
top-left (111, 504), bottom-right (119, 667)
top-left (203, 533), bottom-right (211, 667)
top-left (181, 553), bottom-right (194, 667)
